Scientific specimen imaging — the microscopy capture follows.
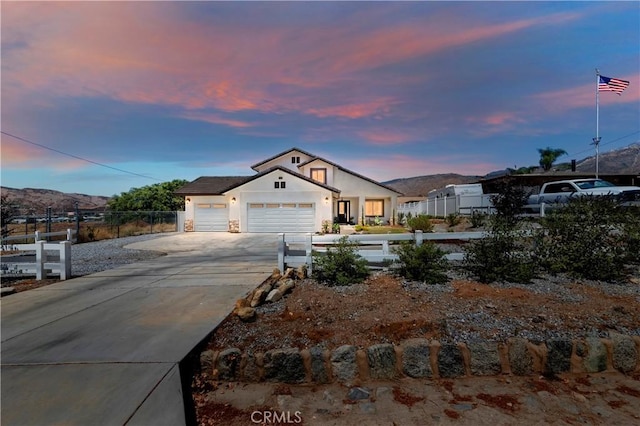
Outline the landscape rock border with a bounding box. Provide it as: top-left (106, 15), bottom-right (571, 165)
top-left (200, 332), bottom-right (640, 385)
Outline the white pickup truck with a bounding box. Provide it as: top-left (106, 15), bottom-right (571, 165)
top-left (526, 179), bottom-right (640, 211)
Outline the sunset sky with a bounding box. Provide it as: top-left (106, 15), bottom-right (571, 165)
top-left (2, 1), bottom-right (639, 196)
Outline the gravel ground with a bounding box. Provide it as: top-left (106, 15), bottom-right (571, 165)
top-left (71, 233), bottom-right (168, 276)
top-left (208, 264), bottom-right (640, 354)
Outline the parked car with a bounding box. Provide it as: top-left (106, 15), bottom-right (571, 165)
top-left (526, 179), bottom-right (640, 212)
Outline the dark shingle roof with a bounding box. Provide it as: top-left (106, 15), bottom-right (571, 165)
top-left (223, 166), bottom-right (341, 194)
top-left (174, 176), bottom-right (252, 195)
top-left (178, 147), bottom-right (401, 196)
top-left (301, 157), bottom-right (403, 195)
top-left (250, 147), bottom-right (317, 171)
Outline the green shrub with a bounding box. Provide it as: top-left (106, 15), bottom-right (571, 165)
top-left (469, 209), bottom-right (487, 228)
top-left (407, 214), bottom-right (433, 232)
top-left (393, 241), bottom-right (449, 284)
top-left (535, 196), bottom-right (631, 281)
top-left (489, 180), bottom-right (531, 226)
top-left (463, 217), bottom-right (536, 283)
top-left (446, 213), bottom-right (462, 228)
top-left (397, 212), bottom-right (406, 226)
top-left (622, 206), bottom-right (640, 264)
top-left (312, 236), bottom-right (369, 286)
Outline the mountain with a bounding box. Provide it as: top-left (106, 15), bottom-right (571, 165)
top-left (382, 143), bottom-right (640, 197)
top-left (574, 143), bottom-right (640, 174)
top-left (1, 187), bottom-right (110, 215)
top-left (383, 173), bottom-right (480, 197)
top-left (3, 144), bottom-right (636, 212)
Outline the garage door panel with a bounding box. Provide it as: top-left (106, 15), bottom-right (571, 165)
top-left (195, 203), bottom-right (228, 232)
top-left (247, 203), bottom-right (315, 233)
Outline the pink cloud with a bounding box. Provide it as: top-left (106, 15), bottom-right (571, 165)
top-left (1, 2), bottom-right (586, 128)
top-left (355, 129), bottom-right (414, 146)
top-left (323, 11), bottom-right (582, 75)
top-left (180, 112), bottom-right (254, 128)
top-left (465, 112), bottom-right (527, 137)
top-left (531, 73), bottom-right (640, 111)
top-left (0, 139), bottom-right (41, 166)
top-left (0, 136), bottom-right (87, 171)
top-left (307, 99), bottom-right (396, 119)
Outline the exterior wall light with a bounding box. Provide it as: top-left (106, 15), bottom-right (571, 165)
top-left (231, 197), bottom-right (237, 204)
top-left (324, 196), bottom-right (330, 204)
top-left (186, 198), bottom-right (191, 203)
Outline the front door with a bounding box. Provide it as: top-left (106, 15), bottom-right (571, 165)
top-left (337, 200), bottom-right (350, 224)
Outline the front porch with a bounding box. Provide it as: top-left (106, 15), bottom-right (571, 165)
top-left (332, 195), bottom-right (398, 225)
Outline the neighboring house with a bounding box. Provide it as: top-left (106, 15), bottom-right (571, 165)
top-left (175, 148), bottom-right (402, 233)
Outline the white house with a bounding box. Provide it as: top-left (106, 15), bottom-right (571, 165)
top-left (175, 147), bottom-right (402, 233)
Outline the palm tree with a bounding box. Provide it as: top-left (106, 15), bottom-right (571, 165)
top-left (537, 147), bottom-right (567, 171)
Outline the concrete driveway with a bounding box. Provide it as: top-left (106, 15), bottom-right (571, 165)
top-left (1, 232), bottom-right (278, 426)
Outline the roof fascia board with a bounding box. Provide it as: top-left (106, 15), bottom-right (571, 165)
top-left (250, 147), bottom-right (317, 171)
top-left (223, 165), bottom-right (341, 194)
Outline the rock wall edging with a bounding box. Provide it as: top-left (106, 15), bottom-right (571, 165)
top-left (199, 332), bottom-right (640, 385)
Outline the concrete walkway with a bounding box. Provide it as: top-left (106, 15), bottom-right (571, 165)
top-left (1, 232), bottom-right (277, 426)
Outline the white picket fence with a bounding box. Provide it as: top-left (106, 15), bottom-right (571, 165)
top-left (398, 194), bottom-right (495, 218)
top-left (277, 230), bottom-right (486, 274)
top-left (398, 195), bottom-right (553, 218)
top-left (1, 229), bottom-right (76, 280)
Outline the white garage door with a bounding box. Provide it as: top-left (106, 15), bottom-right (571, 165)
top-left (247, 203), bottom-right (315, 233)
top-left (194, 203), bottom-right (228, 231)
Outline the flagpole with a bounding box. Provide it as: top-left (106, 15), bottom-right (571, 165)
top-left (596, 68), bottom-right (600, 178)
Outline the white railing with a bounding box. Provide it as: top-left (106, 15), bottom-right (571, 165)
top-left (277, 230), bottom-right (486, 274)
top-left (1, 229), bottom-right (77, 249)
top-left (1, 229), bottom-right (76, 280)
top-left (398, 194), bottom-right (495, 218)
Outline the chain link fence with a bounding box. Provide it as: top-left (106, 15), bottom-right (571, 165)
top-left (6, 211), bottom-right (179, 243)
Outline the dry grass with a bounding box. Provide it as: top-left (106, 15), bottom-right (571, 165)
top-left (5, 221), bottom-right (176, 243)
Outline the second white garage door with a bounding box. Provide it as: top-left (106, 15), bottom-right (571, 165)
top-left (194, 203), bottom-right (228, 231)
top-left (247, 203), bottom-right (315, 233)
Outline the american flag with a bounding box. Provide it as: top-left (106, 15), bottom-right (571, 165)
top-left (598, 75), bottom-right (630, 95)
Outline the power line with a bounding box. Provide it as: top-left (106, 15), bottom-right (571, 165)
top-left (1, 131), bottom-right (161, 182)
top-left (567, 130), bottom-right (640, 159)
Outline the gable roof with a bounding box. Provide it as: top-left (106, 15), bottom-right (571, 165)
top-left (223, 166), bottom-right (341, 194)
top-left (178, 148), bottom-right (402, 196)
top-left (174, 176), bottom-right (252, 195)
top-left (300, 157), bottom-right (403, 195)
top-left (250, 147), bottom-right (317, 171)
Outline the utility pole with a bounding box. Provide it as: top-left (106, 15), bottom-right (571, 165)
top-left (593, 68), bottom-right (601, 179)
top-left (75, 202), bottom-right (80, 242)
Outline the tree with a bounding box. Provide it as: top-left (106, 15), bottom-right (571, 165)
top-left (537, 147), bottom-right (567, 171)
top-left (107, 179), bottom-right (189, 211)
top-left (489, 180), bottom-right (531, 226)
top-left (1, 194), bottom-right (19, 238)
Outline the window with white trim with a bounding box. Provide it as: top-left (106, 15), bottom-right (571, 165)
top-left (310, 168), bottom-right (327, 184)
top-left (365, 200), bottom-right (384, 216)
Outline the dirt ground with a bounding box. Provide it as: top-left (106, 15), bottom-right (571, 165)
top-left (192, 373), bottom-right (640, 425)
top-left (193, 271), bottom-right (640, 425)
top-left (203, 273), bottom-right (640, 352)
top-left (0, 277), bottom-right (60, 294)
